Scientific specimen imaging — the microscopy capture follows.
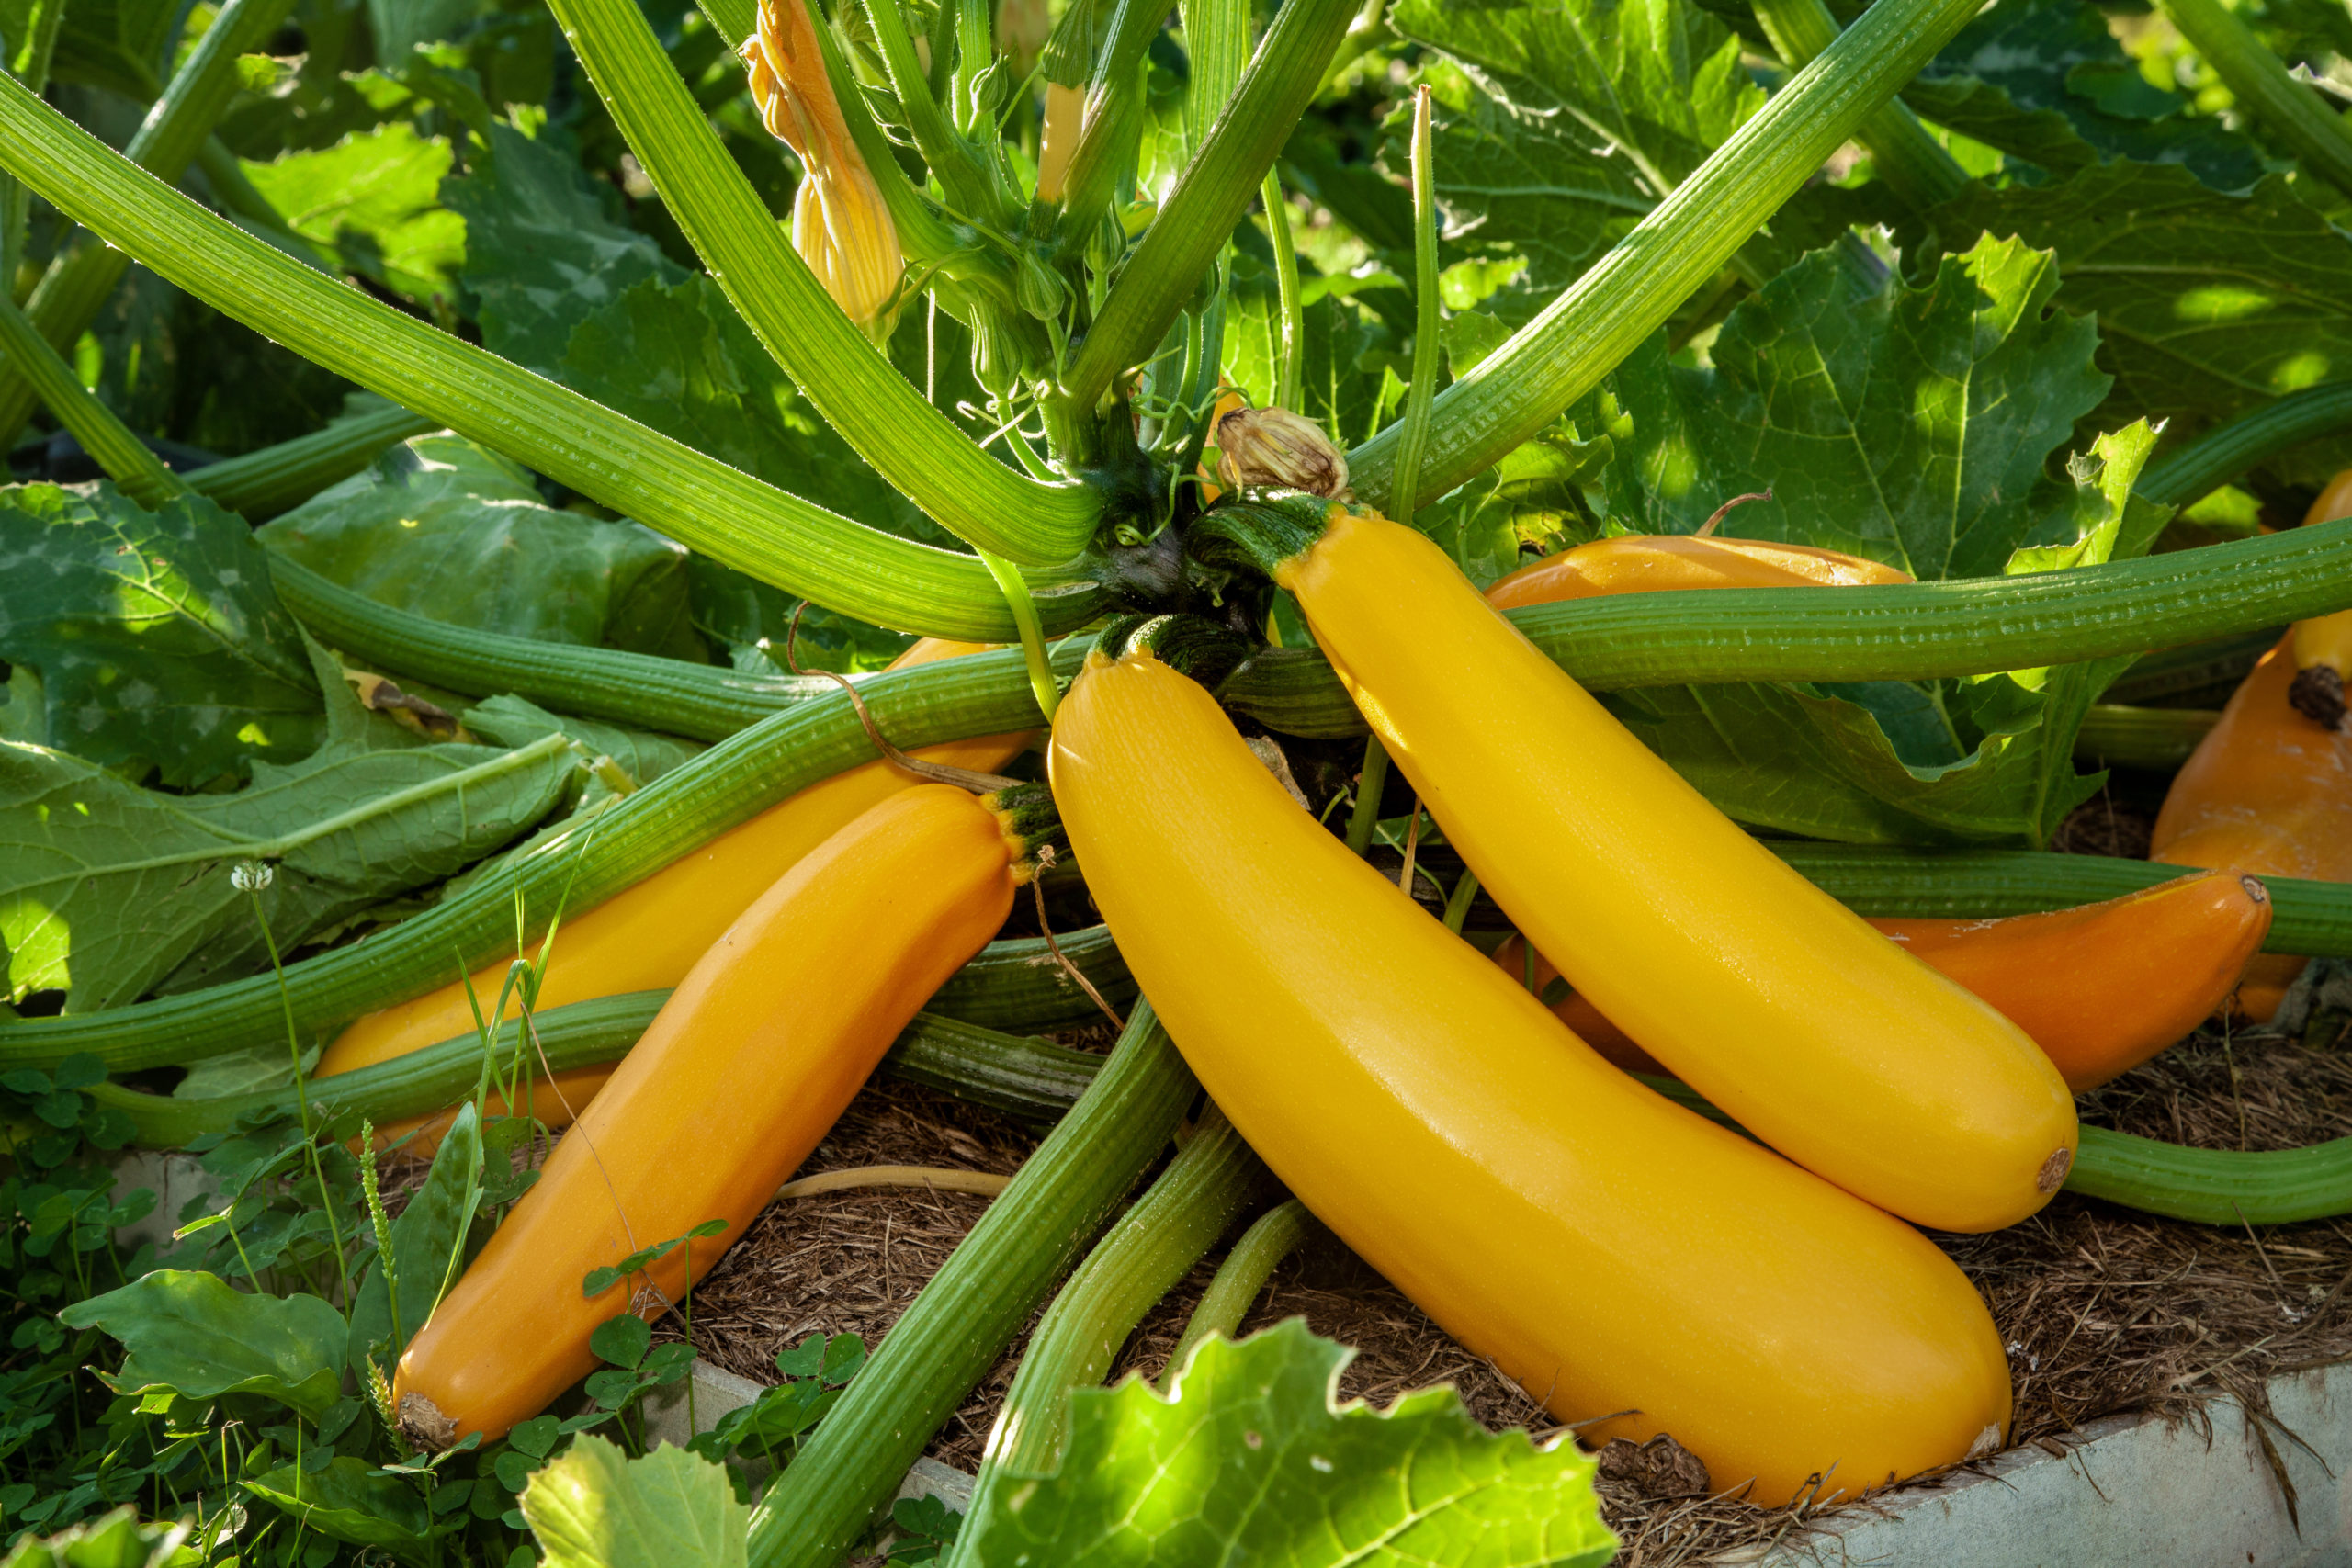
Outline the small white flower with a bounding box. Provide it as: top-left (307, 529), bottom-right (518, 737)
top-left (231, 860), bottom-right (276, 894)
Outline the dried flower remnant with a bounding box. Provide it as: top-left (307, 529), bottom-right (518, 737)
top-left (1216, 406), bottom-right (1351, 498)
top-left (740, 0), bottom-right (905, 336)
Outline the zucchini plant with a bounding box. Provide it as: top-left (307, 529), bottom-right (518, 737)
top-left (9, 0), bottom-right (2352, 1555)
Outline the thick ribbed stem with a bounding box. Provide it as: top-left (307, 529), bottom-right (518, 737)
top-left (1346, 0), bottom-right (1989, 511)
top-left (0, 0), bottom-right (302, 450)
top-left (2073, 705), bottom-right (2220, 772)
top-left (0, 71), bottom-right (1073, 639)
top-left (1389, 85), bottom-right (1441, 519)
top-left (0, 297), bottom-right (187, 510)
top-left (543, 0), bottom-right (1100, 566)
top-left (1160, 1198), bottom-right (1317, 1388)
top-left (2138, 381), bottom-right (2352, 508)
top-left (1747, 0), bottom-right (1968, 209)
top-left (746, 1003), bottom-right (1199, 1568)
top-left (188, 406), bottom-right (440, 519)
top-left (954, 1104), bottom-right (1267, 1564)
top-left (1058, 0), bottom-right (1359, 415)
top-left (2160, 0), bottom-right (2352, 200)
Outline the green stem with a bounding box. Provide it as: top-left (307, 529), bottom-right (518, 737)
top-left (0, 652), bottom-right (1059, 1070)
top-left (1159, 1197), bottom-right (1316, 1390)
top-left (1746, 0), bottom-right (1967, 209)
top-left (0, 71), bottom-right (1069, 638)
top-left (930, 925), bottom-right (1137, 1032)
top-left (188, 405), bottom-right (440, 520)
top-left (1346, 0), bottom-right (1989, 512)
top-left (1388, 84), bottom-right (1440, 520)
top-left (746, 1002), bottom-right (1198, 1568)
top-left (245, 882), bottom-right (351, 1305)
top-left (2068, 1127), bottom-right (2352, 1225)
top-left (2160, 0), bottom-right (2352, 200)
top-left (94, 734), bottom-right (572, 881)
top-left (0, 0), bottom-right (302, 451)
top-left (859, 0), bottom-right (994, 217)
top-left (1342, 732), bottom-right (1390, 855)
top-left (956, 1103), bottom-right (1266, 1564)
top-left (544, 0), bottom-right (1097, 567)
top-left (2138, 381), bottom-right (2352, 508)
top-left (1218, 514), bottom-right (2352, 732)
top-left (978, 548), bottom-right (1061, 722)
top-left (1058, 0), bottom-right (1360, 417)
top-left (0, 0), bottom-right (68, 285)
top-left (2073, 704), bottom-right (2220, 772)
top-left (1261, 169), bottom-right (1301, 412)
top-left (1182, 0), bottom-right (1253, 153)
top-left (0, 294), bottom-right (187, 509)
top-left (86, 996), bottom-right (1099, 1145)
top-left (1772, 846), bottom-right (2352, 957)
top-left (1442, 867), bottom-right (1481, 933)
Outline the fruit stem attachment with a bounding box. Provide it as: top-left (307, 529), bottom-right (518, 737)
top-left (1388, 84), bottom-right (1441, 522)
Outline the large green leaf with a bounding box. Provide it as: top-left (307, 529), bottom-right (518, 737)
top-left (1221, 255), bottom-right (1400, 448)
top-left (36, 0), bottom-right (175, 100)
top-left (259, 434), bottom-right (703, 660)
top-left (0, 482), bottom-right (324, 789)
top-left (557, 275), bottom-right (946, 547)
top-left (1554, 238), bottom-right (2163, 844)
top-left (1906, 0), bottom-right (2265, 190)
top-left (1, 638), bottom-right (574, 1010)
top-left (1579, 234), bottom-right (2108, 580)
top-left (1386, 0), bottom-right (1760, 313)
top-left (58, 1270), bottom-right (347, 1419)
top-left (964, 1321), bottom-right (1614, 1567)
top-left (347, 1102), bottom-right (485, 1377)
top-left (0, 1506), bottom-right (198, 1568)
top-left (239, 123), bottom-right (469, 304)
top-left (442, 123), bottom-right (685, 375)
top-left (244, 1457), bottom-right (434, 1564)
top-left (1916, 164), bottom-right (2352, 485)
top-left (521, 1435), bottom-right (747, 1568)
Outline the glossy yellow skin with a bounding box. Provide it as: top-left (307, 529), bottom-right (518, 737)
top-left (393, 784), bottom-right (1018, 1444)
top-left (1280, 509), bottom-right (2076, 1233)
top-left (2292, 608), bottom-right (2352, 676)
top-left (1485, 533), bottom-right (1912, 609)
top-left (321, 638), bottom-right (1023, 1150)
top-left (1052, 648), bottom-right (2012, 1501)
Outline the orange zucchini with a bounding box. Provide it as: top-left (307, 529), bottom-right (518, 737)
top-left (1485, 532), bottom-right (1911, 609)
top-left (2153, 634), bottom-right (2352, 1021)
top-left (392, 783), bottom-right (1043, 1445)
top-left (1051, 637), bottom-right (2011, 1502)
top-left (1498, 870), bottom-right (2273, 1091)
top-left (1219, 500), bottom-right (2075, 1232)
top-left (322, 638), bottom-right (1024, 1155)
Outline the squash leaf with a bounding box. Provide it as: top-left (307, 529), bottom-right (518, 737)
top-left (521, 1435), bottom-right (747, 1568)
top-left (1, 636), bottom-right (573, 1010)
top-left (0, 481), bottom-right (325, 789)
top-left (1914, 164), bottom-right (2352, 489)
top-left (259, 434), bottom-right (704, 661)
top-left (962, 1321), bottom-right (1614, 1568)
top-left (238, 124), bottom-right (469, 305)
top-left (243, 1457), bottom-right (434, 1564)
